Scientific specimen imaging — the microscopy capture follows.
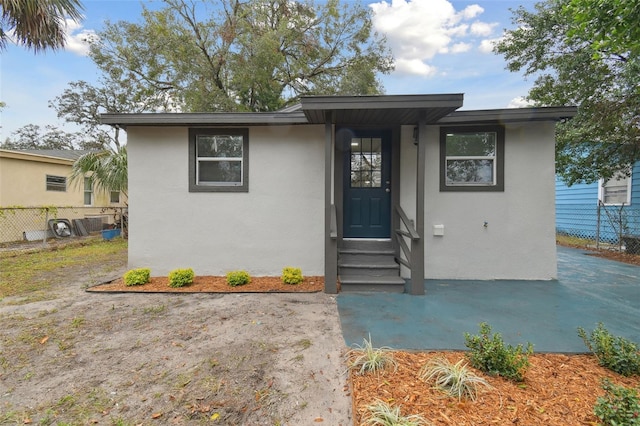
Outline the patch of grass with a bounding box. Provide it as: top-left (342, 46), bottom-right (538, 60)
top-left (295, 339), bottom-right (312, 350)
top-left (347, 335), bottom-right (398, 376)
top-left (418, 357), bottom-right (491, 401)
top-left (142, 304), bottom-right (167, 315)
top-left (363, 400), bottom-right (429, 426)
top-left (556, 233), bottom-right (599, 248)
top-left (0, 238), bottom-right (127, 298)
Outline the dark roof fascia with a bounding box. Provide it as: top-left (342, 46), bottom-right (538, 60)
top-left (300, 93), bottom-right (464, 110)
top-left (437, 106), bottom-right (578, 125)
top-left (100, 111), bottom-right (309, 128)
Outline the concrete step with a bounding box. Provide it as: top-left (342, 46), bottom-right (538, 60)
top-left (339, 275), bottom-right (406, 293)
top-left (338, 261), bottom-right (400, 276)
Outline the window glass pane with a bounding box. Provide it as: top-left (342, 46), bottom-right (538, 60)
top-left (197, 135), bottom-right (243, 158)
top-left (446, 159), bottom-right (494, 184)
top-left (350, 137), bottom-right (382, 188)
top-left (46, 175), bottom-right (66, 191)
top-left (110, 191), bottom-right (120, 203)
top-left (446, 132), bottom-right (496, 156)
top-left (603, 175), bottom-right (629, 204)
top-left (199, 160), bottom-right (242, 184)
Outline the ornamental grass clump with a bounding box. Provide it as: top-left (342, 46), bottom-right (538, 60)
top-left (578, 322), bottom-right (640, 376)
top-left (226, 270), bottom-right (250, 287)
top-left (168, 268), bottom-right (194, 288)
top-left (123, 268), bottom-right (150, 286)
top-left (347, 334), bottom-right (397, 376)
top-left (281, 267), bottom-right (303, 284)
top-left (464, 322), bottom-right (533, 382)
top-left (418, 357), bottom-right (491, 401)
top-left (363, 400), bottom-right (429, 426)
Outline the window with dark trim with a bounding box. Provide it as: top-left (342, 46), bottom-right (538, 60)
top-left (189, 128), bottom-right (249, 192)
top-left (440, 125), bottom-right (505, 192)
top-left (110, 191), bottom-right (120, 203)
top-left (46, 175), bottom-right (66, 192)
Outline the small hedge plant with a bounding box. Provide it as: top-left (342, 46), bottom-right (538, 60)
top-left (464, 322), bottom-right (533, 382)
top-left (226, 270), bottom-right (250, 287)
top-left (578, 322), bottom-right (640, 376)
top-left (123, 268), bottom-right (151, 286)
top-left (594, 379), bottom-right (640, 425)
top-left (282, 267), bottom-right (303, 285)
top-left (168, 268), bottom-right (194, 288)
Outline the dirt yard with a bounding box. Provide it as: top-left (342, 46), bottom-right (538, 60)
top-left (0, 245), bottom-right (352, 425)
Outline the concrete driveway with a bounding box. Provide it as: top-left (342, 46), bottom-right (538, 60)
top-left (337, 246), bottom-right (640, 353)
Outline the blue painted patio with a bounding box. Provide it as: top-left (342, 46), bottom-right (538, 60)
top-left (337, 246), bottom-right (640, 353)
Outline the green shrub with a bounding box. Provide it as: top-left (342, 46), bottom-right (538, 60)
top-left (168, 268), bottom-right (194, 288)
top-left (226, 270), bottom-right (250, 287)
top-left (418, 357), bottom-right (491, 401)
top-left (594, 379), bottom-right (640, 425)
top-left (464, 322), bottom-right (533, 382)
top-left (578, 323), bottom-right (640, 376)
top-left (123, 268), bottom-right (151, 286)
top-left (281, 267), bottom-right (303, 285)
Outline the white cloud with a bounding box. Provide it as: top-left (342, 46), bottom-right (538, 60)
top-left (394, 58), bottom-right (438, 77)
top-left (470, 21), bottom-right (498, 37)
top-left (478, 37), bottom-right (501, 54)
top-left (451, 42), bottom-right (472, 54)
top-left (64, 19), bottom-right (98, 56)
top-left (507, 96), bottom-right (532, 108)
top-left (370, 0), bottom-right (496, 77)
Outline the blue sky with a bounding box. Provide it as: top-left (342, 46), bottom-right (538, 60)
top-left (0, 0), bottom-right (537, 141)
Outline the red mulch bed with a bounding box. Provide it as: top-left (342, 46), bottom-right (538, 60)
top-left (89, 275), bottom-right (324, 293)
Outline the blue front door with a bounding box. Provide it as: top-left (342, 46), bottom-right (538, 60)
top-left (343, 129), bottom-right (392, 238)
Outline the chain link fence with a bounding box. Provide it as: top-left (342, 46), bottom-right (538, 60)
top-left (556, 202), bottom-right (640, 253)
top-left (0, 206), bottom-right (127, 257)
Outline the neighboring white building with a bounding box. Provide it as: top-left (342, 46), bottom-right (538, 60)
top-left (102, 94), bottom-right (576, 294)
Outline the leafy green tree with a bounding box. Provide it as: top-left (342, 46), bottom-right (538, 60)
top-left (88, 0), bottom-right (393, 113)
top-left (0, 0), bottom-right (83, 52)
top-left (0, 124), bottom-right (98, 150)
top-left (565, 0), bottom-right (640, 58)
top-left (50, 79), bottom-right (173, 150)
top-left (494, 0), bottom-right (639, 185)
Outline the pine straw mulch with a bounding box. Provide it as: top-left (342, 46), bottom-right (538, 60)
top-left (349, 350), bottom-right (640, 426)
top-left (88, 275), bottom-right (324, 293)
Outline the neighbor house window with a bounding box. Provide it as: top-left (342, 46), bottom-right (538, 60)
top-left (189, 128), bottom-right (249, 192)
top-left (599, 172), bottom-right (632, 205)
top-left (46, 175), bottom-right (67, 192)
top-left (84, 177), bottom-right (93, 205)
top-left (440, 125), bottom-right (505, 192)
top-left (110, 191), bottom-right (120, 204)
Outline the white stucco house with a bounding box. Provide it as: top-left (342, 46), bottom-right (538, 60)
top-left (102, 94), bottom-right (576, 294)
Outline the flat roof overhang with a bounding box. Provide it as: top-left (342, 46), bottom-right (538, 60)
top-left (100, 94), bottom-right (465, 128)
top-left (438, 106), bottom-right (578, 125)
top-left (100, 111), bottom-right (309, 128)
top-left (300, 94), bottom-right (464, 125)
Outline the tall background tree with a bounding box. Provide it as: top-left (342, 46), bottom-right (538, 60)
top-left (0, 0), bottom-right (83, 52)
top-left (50, 0), bottom-right (392, 200)
top-left (0, 124), bottom-right (100, 150)
top-left (494, 0), bottom-right (639, 185)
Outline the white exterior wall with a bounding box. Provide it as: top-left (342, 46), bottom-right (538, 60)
top-left (400, 122), bottom-right (558, 280)
top-left (127, 125), bottom-right (325, 277)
